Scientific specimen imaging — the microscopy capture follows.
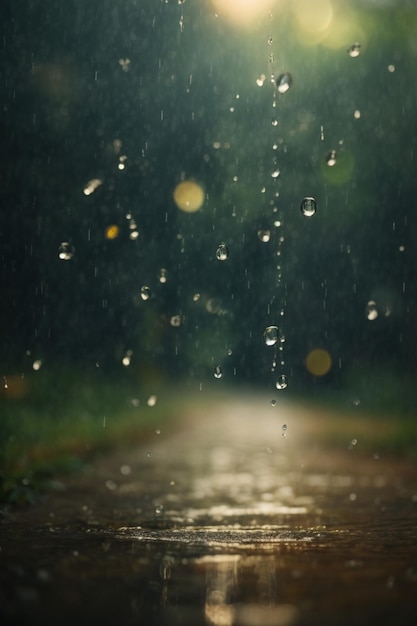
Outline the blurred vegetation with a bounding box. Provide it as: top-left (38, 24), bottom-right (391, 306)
top-left (1, 0), bottom-right (417, 503)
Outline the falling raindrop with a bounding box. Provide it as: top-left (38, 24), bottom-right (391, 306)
top-left (258, 229), bottom-right (271, 242)
top-left (140, 285), bottom-right (151, 301)
top-left (270, 399), bottom-right (277, 407)
top-left (300, 197), bottom-right (317, 217)
top-left (282, 424), bottom-right (287, 437)
top-left (147, 395), bottom-right (157, 407)
top-left (276, 72), bottom-right (293, 94)
top-left (216, 242), bottom-right (229, 261)
top-left (263, 325), bottom-right (279, 346)
top-left (326, 150), bottom-right (337, 166)
top-left (170, 315), bottom-right (182, 327)
top-left (276, 374), bottom-right (288, 390)
top-left (347, 43), bottom-right (361, 58)
top-left (214, 365), bottom-right (223, 379)
top-left (58, 242), bottom-right (74, 261)
top-left (159, 268), bottom-right (168, 283)
top-left (366, 300), bottom-right (378, 320)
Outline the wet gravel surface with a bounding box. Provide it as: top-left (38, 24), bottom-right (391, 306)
top-left (1, 398), bottom-right (417, 625)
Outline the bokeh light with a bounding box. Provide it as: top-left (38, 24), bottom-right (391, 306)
top-left (292, 0), bottom-right (333, 44)
top-left (211, 0), bottom-right (278, 28)
top-left (305, 349), bottom-right (332, 377)
top-left (105, 224), bottom-right (119, 240)
top-left (173, 180), bottom-right (205, 213)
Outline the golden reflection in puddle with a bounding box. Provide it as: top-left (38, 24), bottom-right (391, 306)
top-left (197, 554), bottom-right (299, 626)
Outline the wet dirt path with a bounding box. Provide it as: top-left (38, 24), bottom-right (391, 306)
top-left (1, 397), bottom-right (417, 625)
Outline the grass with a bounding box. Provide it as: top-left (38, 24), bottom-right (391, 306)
top-left (0, 366), bottom-right (183, 505)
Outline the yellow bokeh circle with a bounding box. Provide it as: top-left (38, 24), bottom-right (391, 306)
top-left (306, 348), bottom-right (332, 376)
top-left (173, 180), bottom-right (205, 213)
top-left (105, 224), bottom-right (119, 240)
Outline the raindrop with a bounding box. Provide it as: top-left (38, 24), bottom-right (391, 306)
top-left (347, 43), bottom-right (361, 58)
top-left (159, 268), bottom-right (168, 283)
top-left (140, 285), bottom-right (151, 301)
top-left (58, 242), bottom-right (74, 261)
top-left (270, 399), bottom-right (277, 407)
top-left (326, 150), bottom-right (337, 166)
top-left (366, 300), bottom-right (378, 320)
top-left (263, 325), bottom-right (279, 347)
top-left (146, 451), bottom-right (152, 458)
top-left (214, 365), bottom-right (223, 379)
top-left (216, 242), bottom-right (229, 261)
top-left (300, 197), bottom-right (317, 217)
top-left (258, 229), bottom-right (271, 242)
top-left (282, 424), bottom-right (287, 438)
top-left (271, 169), bottom-right (280, 179)
top-left (276, 72), bottom-right (293, 94)
top-left (170, 315), bottom-right (182, 327)
top-left (147, 395), bottom-right (157, 407)
top-left (276, 374), bottom-right (288, 390)
top-left (32, 359), bottom-right (42, 371)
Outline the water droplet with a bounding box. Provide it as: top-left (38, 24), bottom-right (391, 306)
top-left (147, 395), bottom-right (157, 406)
top-left (146, 451), bottom-right (152, 458)
top-left (300, 197), bottom-right (317, 217)
top-left (270, 399), bottom-right (277, 407)
top-left (366, 300), bottom-right (378, 320)
top-left (276, 375), bottom-right (288, 390)
top-left (326, 150), bottom-right (337, 166)
top-left (58, 242), bottom-right (74, 261)
top-left (170, 315), bottom-right (182, 327)
top-left (276, 72), bottom-right (293, 94)
top-left (155, 428), bottom-right (161, 435)
top-left (347, 43), bottom-right (361, 58)
top-left (159, 268), bottom-right (168, 283)
top-left (192, 293), bottom-right (201, 302)
top-left (32, 359), bottom-right (42, 371)
top-left (271, 169), bottom-right (280, 179)
top-left (214, 365), bottom-right (223, 379)
top-left (258, 229), bottom-right (271, 242)
top-left (216, 242), bottom-right (229, 261)
top-left (140, 285), bottom-right (151, 301)
top-left (263, 325), bottom-right (279, 347)
top-left (282, 424), bottom-right (287, 437)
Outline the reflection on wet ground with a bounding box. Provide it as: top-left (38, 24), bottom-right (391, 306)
top-left (1, 398), bottom-right (417, 625)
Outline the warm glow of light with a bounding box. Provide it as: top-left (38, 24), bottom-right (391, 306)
top-left (173, 180), bottom-right (205, 213)
top-left (211, 0), bottom-right (278, 27)
top-left (322, 10), bottom-right (365, 50)
top-left (306, 349), bottom-right (332, 377)
top-left (292, 0), bottom-right (333, 44)
top-left (105, 224), bottom-right (119, 240)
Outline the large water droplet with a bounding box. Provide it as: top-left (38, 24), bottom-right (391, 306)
top-left (216, 242), bottom-right (229, 261)
top-left (276, 72), bottom-right (293, 94)
top-left (140, 286), bottom-right (151, 301)
top-left (263, 325), bottom-right (279, 347)
top-left (300, 197), bottom-right (317, 217)
top-left (347, 43), bottom-right (361, 58)
top-left (214, 365), bottom-right (223, 379)
top-left (275, 375), bottom-right (288, 390)
top-left (58, 242), bottom-right (74, 261)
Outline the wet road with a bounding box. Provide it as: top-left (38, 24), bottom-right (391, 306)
top-left (1, 396), bottom-right (417, 625)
